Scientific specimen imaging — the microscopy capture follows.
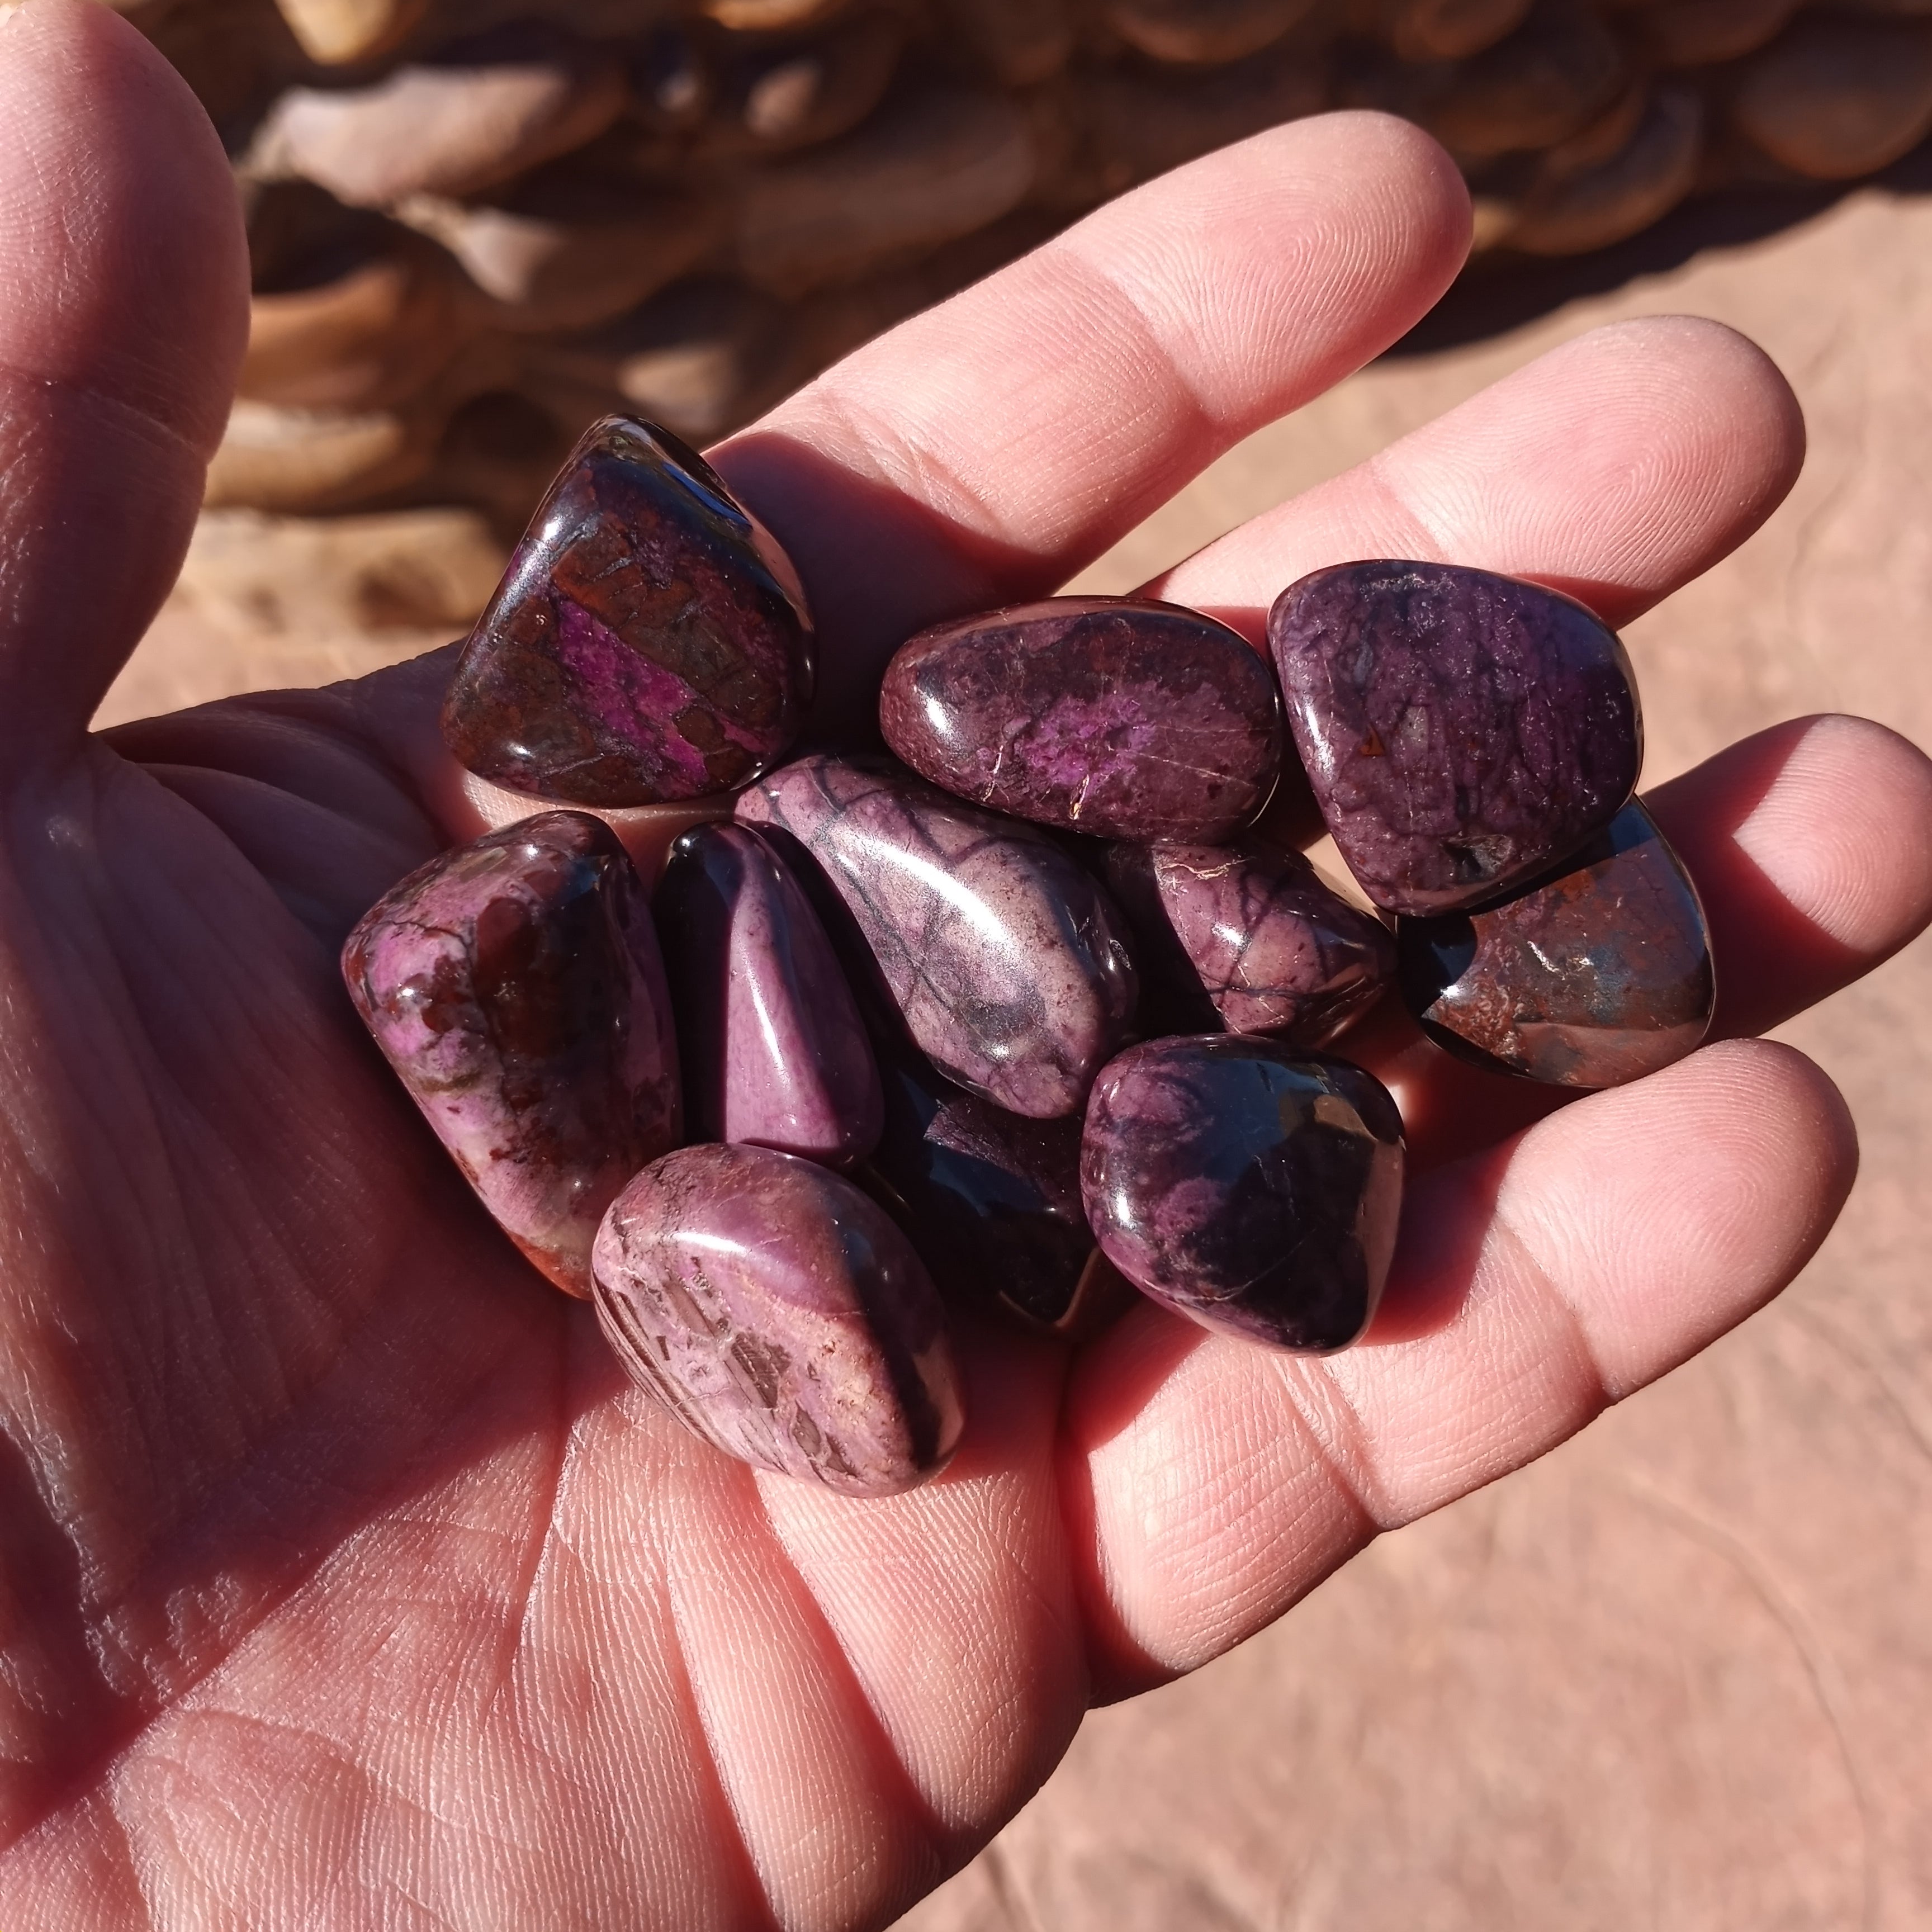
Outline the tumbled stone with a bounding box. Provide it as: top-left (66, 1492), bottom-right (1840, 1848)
top-left (1104, 837), bottom-right (1393, 1044)
top-left (593, 1144), bottom-right (965, 1495)
top-left (1398, 799), bottom-right (1714, 1087)
top-left (1081, 1037), bottom-right (1404, 1352)
top-left (342, 812), bottom-right (681, 1298)
top-left (860, 1041), bottom-right (1124, 1337)
top-left (878, 596), bottom-right (1282, 841)
top-left (655, 821), bottom-right (883, 1166)
top-left (736, 755), bottom-right (1139, 1119)
top-left (442, 414), bottom-right (814, 807)
top-left (1268, 560), bottom-right (1641, 916)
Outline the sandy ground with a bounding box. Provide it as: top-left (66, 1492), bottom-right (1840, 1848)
top-left (107, 179), bottom-right (1932, 1930)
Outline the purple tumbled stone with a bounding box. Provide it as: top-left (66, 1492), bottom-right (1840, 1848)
top-left (1104, 837), bottom-right (1393, 1045)
top-left (1398, 800), bottom-right (1714, 1088)
top-left (878, 596), bottom-right (1282, 841)
top-left (441, 415), bottom-right (813, 806)
top-left (1081, 1037), bottom-right (1404, 1352)
top-left (593, 1144), bottom-right (965, 1495)
top-left (342, 811), bottom-right (681, 1299)
top-left (1268, 561), bottom-right (1642, 915)
top-left (655, 821), bottom-right (883, 1166)
top-left (736, 755), bottom-right (1139, 1120)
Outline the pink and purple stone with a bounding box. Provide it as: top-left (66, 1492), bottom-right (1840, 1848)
top-left (878, 596), bottom-right (1282, 842)
top-left (654, 821), bottom-right (883, 1166)
top-left (1269, 561), bottom-right (1641, 916)
top-left (342, 811), bottom-right (682, 1299)
top-left (1104, 837), bottom-right (1393, 1045)
top-left (1398, 799), bottom-right (1714, 1087)
top-left (593, 1144), bottom-right (965, 1495)
top-left (1081, 1036), bottom-right (1405, 1353)
top-left (736, 755), bottom-right (1139, 1120)
top-left (441, 415), bottom-right (814, 807)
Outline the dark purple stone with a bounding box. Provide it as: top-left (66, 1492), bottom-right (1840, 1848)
top-left (1081, 1037), bottom-right (1404, 1352)
top-left (655, 822), bottom-right (883, 1166)
top-left (442, 414), bottom-right (814, 806)
top-left (342, 811), bottom-right (681, 1299)
top-left (736, 755), bottom-right (1139, 1120)
top-left (592, 1144), bottom-right (965, 1495)
top-left (1398, 800), bottom-right (1714, 1088)
top-left (859, 1042), bottom-right (1123, 1337)
top-left (1104, 837), bottom-right (1393, 1045)
top-left (1268, 561), bottom-right (1642, 915)
top-left (878, 596), bottom-right (1282, 841)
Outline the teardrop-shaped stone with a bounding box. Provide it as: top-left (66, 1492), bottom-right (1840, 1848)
top-left (1081, 1037), bottom-right (1404, 1352)
top-left (1268, 560), bottom-right (1642, 915)
top-left (860, 1041), bottom-right (1126, 1338)
top-left (593, 1144), bottom-right (965, 1496)
top-left (342, 811), bottom-right (681, 1298)
top-left (1397, 800), bottom-right (1714, 1087)
top-left (1104, 837), bottom-right (1393, 1044)
top-left (878, 595), bottom-right (1283, 841)
top-left (736, 755), bottom-right (1139, 1119)
top-left (442, 414), bottom-right (814, 806)
top-left (655, 821), bottom-right (883, 1165)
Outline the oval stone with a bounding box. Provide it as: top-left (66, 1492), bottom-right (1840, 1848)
top-left (1398, 799), bottom-right (1715, 1087)
top-left (655, 821), bottom-right (883, 1166)
top-left (736, 755), bottom-right (1139, 1120)
top-left (860, 1042), bottom-right (1126, 1338)
top-left (1104, 837), bottom-right (1394, 1045)
top-left (878, 595), bottom-right (1283, 841)
top-left (592, 1144), bottom-right (965, 1495)
top-left (342, 811), bottom-right (681, 1299)
top-left (1268, 560), bottom-right (1642, 915)
top-left (442, 414), bottom-right (814, 806)
top-left (1081, 1037), bottom-right (1405, 1352)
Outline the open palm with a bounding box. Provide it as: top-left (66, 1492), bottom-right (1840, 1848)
top-left (2, 6), bottom-right (1928, 1926)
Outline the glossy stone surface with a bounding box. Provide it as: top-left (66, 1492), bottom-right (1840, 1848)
top-left (860, 1043), bottom-right (1121, 1337)
top-left (342, 811), bottom-right (681, 1298)
top-left (442, 414), bottom-right (813, 806)
top-left (592, 1144), bottom-right (965, 1495)
top-left (1104, 837), bottom-right (1394, 1045)
top-left (1398, 801), bottom-right (1714, 1088)
top-left (878, 595), bottom-right (1283, 841)
top-left (1081, 1037), bottom-right (1404, 1352)
top-left (1268, 561), bottom-right (1641, 915)
top-left (736, 755), bottom-right (1139, 1119)
top-left (655, 822), bottom-right (883, 1165)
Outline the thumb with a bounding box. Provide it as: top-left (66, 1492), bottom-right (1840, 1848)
top-left (0, 0), bottom-right (248, 782)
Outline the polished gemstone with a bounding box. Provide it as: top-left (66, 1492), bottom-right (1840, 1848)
top-left (860, 1042), bottom-right (1124, 1337)
top-left (1398, 800), bottom-right (1714, 1087)
top-left (878, 595), bottom-right (1282, 841)
top-left (655, 822), bottom-right (883, 1165)
top-left (1081, 1036), bottom-right (1404, 1352)
top-left (736, 755), bottom-right (1139, 1119)
top-left (1104, 837), bottom-right (1393, 1044)
top-left (342, 811), bottom-right (681, 1298)
top-left (442, 414), bottom-right (813, 806)
top-left (1269, 560), bottom-right (1641, 915)
top-left (593, 1144), bottom-right (965, 1495)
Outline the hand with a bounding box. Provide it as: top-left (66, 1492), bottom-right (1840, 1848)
top-left (2, 4), bottom-right (1926, 1927)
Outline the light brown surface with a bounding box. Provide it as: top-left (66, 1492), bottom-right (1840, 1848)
top-left (106, 179), bottom-right (1932, 1931)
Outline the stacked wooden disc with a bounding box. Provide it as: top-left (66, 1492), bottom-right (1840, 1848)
top-left (98, 0), bottom-right (1932, 531)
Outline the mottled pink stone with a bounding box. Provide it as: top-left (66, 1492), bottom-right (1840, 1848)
top-left (878, 596), bottom-right (1282, 841)
top-left (441, 415), bottom-right (814, 806)
top-left (342, 812), bottom-right (681, 1298)
top-left (736, 755), bottom-right (1139, 1120)
top-left (1104, 838), bottom-right (1393, 1045)
top-left (654, 821), bottom-right (883, 1165)
top-left (593, 1144), bottom-right (965, 1494)
top-left (1269, 561), bottom-right (1642, 916)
